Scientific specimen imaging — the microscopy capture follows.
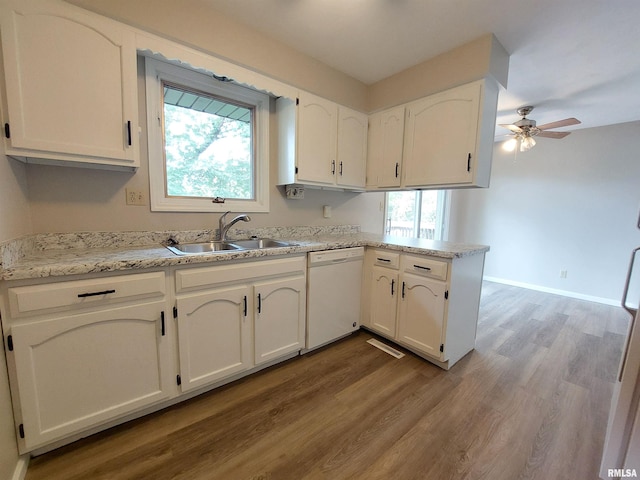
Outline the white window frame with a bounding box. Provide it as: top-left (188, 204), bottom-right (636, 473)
top-left (145, 57), bottom-right (269, 212)
top-left (384, 190), bottom-right (451, 240)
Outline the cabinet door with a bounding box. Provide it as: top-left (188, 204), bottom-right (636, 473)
top-left (397, 272), bottom-right (447, 359)
top-left (176, 285), bottom-right (252, 393)
top-left (297, 92), bottom-right (337, 184)
top-left (377, 107), bottom-right (406, 188)
top-left (10, 301), bottom-right (171, 450)
top-left (254, 275), bottom-right (306, 365)
top-left (369, 266), bottom-right (399, 337)
top-left (0, 0), bottom-right (138, 166)
top-left (403, 83), bottom-right (480, 187)
top-left (336, 106), bottom-right (367, 188)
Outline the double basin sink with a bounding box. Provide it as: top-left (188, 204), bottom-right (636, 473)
top-left (166, 238), bottom-right (297, 256)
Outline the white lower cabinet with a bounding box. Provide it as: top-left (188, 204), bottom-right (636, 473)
top-left (0, 246), bottom-right (484, 453)
top-left (362, 248), bottom-right (485, 369)
top-left (396, 272), bottom-right (447, 359)
top-left (175, 285), bottom-right (252, 393)
top-left (2, 257), bottom-right (307, 453)
top-left (174, 256), bottom-right (306, 393)
top-left (370, 265), bottom-right (399, 337)
top-left (254, 276), bottom-right (306, 365)
top-left (2, 271), bottom-right (172, 452)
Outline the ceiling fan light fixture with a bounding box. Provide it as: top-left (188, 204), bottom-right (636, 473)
top-left (500, 106), bottom-right (580, 153)
top-left (520, 135), bottom-right (536, 152)
top-left (502, 137), bottom-right (518, 152)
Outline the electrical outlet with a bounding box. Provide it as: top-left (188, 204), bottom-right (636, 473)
top-left (125, 188), bottom-right (147, 206)
top-left (285, 184), bottom-right (304, 199)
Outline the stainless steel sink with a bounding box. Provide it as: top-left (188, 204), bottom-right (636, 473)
top-left (228, 238), bottom-right (297, 249)
top-left (165, 238), bottom-right (297, 255)
top-left (166, 241), bottom-right (242, 255)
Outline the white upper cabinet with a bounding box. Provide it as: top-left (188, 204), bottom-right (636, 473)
top-left (0, 0), bottom-right (139, 169)
top-left (277, 91), bottom-right (367, 190)
top-left (367, 79), bottom-right (499, 190)
top-left (296, 93), bottom-right (337, 185)
top-left (336, 106), bottom-right (367, 188)
top-left (403, 82), bottom-right (481, 187)
top-left (367, 106), bottom-right (405, 188)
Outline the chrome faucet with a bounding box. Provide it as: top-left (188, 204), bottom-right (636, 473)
top-left (218, 211), bottom-right (251, 241)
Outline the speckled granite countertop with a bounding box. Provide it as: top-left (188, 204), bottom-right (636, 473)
top-left (0, 226), bottom-right (489, 281)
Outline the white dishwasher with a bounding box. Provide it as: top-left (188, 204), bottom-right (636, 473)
top-left (306, 247), bottom-right (364, 351)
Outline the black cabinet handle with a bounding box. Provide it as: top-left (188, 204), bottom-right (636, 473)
top-left (77, 289), bottom-right (116, 298)
top-left (127, 121), bottom-right (132, 146)
top-left (467, 153), bottom-right (471, 172)
top-left (257, 293), bottom-right (262, 314)
top-left (395, 162), bottom-right (399, 178)
top-left (339, 161), bottom-right (343, 176)
top-left (161, 311), bottom-right (166, 336)
top-left (331, 160), bottom-right (336, 175)
top-left (391, 279), bottom-right (395, 296)
top-left (243, 296), bottom-right (248, 317)
top-left (402, 282), bottom-right (406, 298)
top-left (414, 265), bottom-right (431, 271)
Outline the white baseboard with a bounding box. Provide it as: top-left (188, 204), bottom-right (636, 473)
top-left (12, 455), bottom-right (29, 480)
top-left (483, 276), bottom-right (622, 307)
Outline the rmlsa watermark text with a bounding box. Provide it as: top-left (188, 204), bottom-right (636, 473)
top-left (608, 469), bottom-right (638, 478)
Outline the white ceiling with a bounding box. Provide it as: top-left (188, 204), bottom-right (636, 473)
top-left (204, 0), bottom-right (640, 135)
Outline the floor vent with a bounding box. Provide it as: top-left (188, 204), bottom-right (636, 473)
top-left (366, 338), bottom-right (405, 359)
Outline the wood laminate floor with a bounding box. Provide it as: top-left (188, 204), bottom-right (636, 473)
top-left (25, 282), bottom-right (630, 480)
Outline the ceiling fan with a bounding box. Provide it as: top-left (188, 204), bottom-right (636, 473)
top-left (499, 106), bottom-right (581, 152)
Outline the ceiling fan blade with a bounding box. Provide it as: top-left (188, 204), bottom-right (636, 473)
top-left (537, 118), bottom-right (581, 130)
top-left (537, 130), bottom-right (571, 139)
top-left (499, 124), bottom-right (523, 133)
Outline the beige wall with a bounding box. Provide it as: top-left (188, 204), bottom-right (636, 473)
top-left (0, 155), bottom-right (31, 241)
top-left (29, 1), bottom-right (510, 236)
top-left (0, 154), bottom-right (29, 480)
top-left (368, 33), bottom-right (509, 112)
top-left (25, 59), bottom-right (385, 234)
top-left (65, 0), bottom-right (368, 111)
top-left (17, 0), bottom-right (386, 235)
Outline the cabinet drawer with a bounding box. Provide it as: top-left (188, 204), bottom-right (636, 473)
top-left (8, 272), bottom-right (166, 317)
top-left (401, 255), bottom-right (448, 281)
top-left (175, 255), bottom-right (306, 293)
top-left (371, 250), bottom-right (400, 269)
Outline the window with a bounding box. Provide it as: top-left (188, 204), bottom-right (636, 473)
top-left (145, 57), bottom-right (269, 212)
top-left (385, 190), bottom-right (450, 240)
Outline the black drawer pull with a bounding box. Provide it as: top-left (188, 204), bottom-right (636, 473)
top-left (414, 265), bottom-right (431, 271)
top-left (78, 289), bottom-right (116, 298)
top-left (377, 257), bottom-right (391, 263)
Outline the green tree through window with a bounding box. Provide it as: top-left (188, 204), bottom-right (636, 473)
top-left (163, 85), bottom-right (254, 200)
